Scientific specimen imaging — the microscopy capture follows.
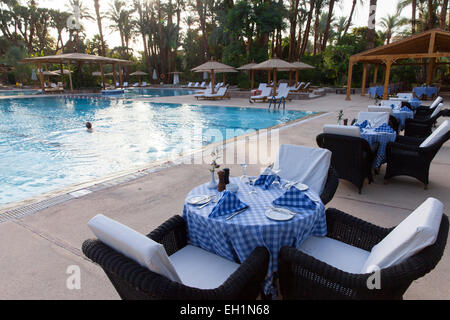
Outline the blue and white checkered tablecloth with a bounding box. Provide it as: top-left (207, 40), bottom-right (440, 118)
top-left (361, 128), bottom-right (397, 168)
top-left (368, 86), bottom-right (388, 98)
top-left (413, 86), bottom-right (437, 98)
top-left (392, 109), bottom-right (414, 131)
top-left (182, 177), bottom-right (326, 296)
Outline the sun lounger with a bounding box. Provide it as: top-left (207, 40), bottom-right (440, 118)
top-left (250, 87), bottom-right (272, 102)
top-left (251, 83), bottom-right (267, 95)
top-left (141, 81), bottom-right (147, 87)
top-left (132, 82), bottom-right (140, 87)
top-left (268, 87), bottom-right (290, 109)
top-left (203, 87), bottom-right (229, 100)
top-left (298, 82), bottom-right (311, 92)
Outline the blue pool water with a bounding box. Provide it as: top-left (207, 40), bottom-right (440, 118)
top-left (0, 97), bottom-right (313, 205)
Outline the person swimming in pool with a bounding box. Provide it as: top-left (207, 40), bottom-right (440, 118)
top-left (86, 122), bottom-right (93, 132)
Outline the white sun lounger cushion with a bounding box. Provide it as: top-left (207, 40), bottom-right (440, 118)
top-left (362, 198), bottom-right (443, 273)
top-left (88, 214), bottom-right (182, 283)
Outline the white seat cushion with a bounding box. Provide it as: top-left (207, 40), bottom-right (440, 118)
top-left (88, 214), bottom-right (182, 283)
top-left (170, 245), bottom-right (239, 289)
top-left (323, 124), bottom-right (361, 137)
top-left (362, 198), bottom-right (444, 273)
top-left (299, 236), bottom-right (370, 274)
top-left (419, 120), bottom-right (450, 148)
top-left (368, 106), bottom-right (393, 114)
top-left (357, 112), bottom-right (390, 127)
top-left (273, 144), bottom-right (331, 195)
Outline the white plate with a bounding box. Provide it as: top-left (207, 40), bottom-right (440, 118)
top-left (265, 208), bottom-right (294, 221)
top-left (186, 195), bottom-right (212, 205)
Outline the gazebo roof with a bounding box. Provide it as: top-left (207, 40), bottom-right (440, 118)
top-left (351, 29), bottom-right (450, 64)
top-left (20, 53), bottom-right (132, 65)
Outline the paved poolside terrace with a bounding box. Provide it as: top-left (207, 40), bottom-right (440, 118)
top-left (0, 92), bottom-right (449, 299)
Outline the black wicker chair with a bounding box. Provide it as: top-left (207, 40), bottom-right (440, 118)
top-left (278, 208), bottom-right (449, 300)
top-left (405, 110), bottom-right (445, 138)
top-left (415, 97), bottom-right (443, 117)
top-left (316, 133), bottom-right (379, 194)
top-left (384, 132), bottom-right (450, 188)
top-left (320, 167), bottom-right (339, 205)
top-left (82, 215), bottom-right (270, 300)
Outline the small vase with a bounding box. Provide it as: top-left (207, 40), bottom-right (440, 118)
top-left (337, 119), bottom-right (342, 125)
top-left (207, 171), bottom-right (217, 189)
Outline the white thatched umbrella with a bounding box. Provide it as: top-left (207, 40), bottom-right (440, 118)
top-left (130, 70), bottom-right (148, 84)
top-left (251, 57), bottom-right (297, 95)
top-left (191, 59), bottom-right (236, 93)
top-left (238, 62), bottom-right (257, 89)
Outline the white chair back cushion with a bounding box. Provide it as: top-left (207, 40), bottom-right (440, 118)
top-left (368, 106), bottom-right (393, 114)
top-left (362, 197), bottom-right (444, 273)
top-left (278, 83), bottom-right (288, 90)
top-left (273, 144), bottom-right (331, 195)
top-left (357, 112), bottom-right (389, 127)
top-left (430, 96), bottom-right (443, 109)
top-left (430, 103), bottom-right (443, 118)
top-left (381, 100), bottom-right (401, 108)
top-left (419, 120), bottom-right (450, 148)
top-left (170, 245), bottom-right (239, 289)
top-left (323, 124), bottom-right (361, 137)
top-left (88, 214), bottom-right (182, 283)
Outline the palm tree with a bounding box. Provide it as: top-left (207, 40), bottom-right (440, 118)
top-left (65, 0), bottom-right (94, 52)
top-left (106, 0), bottom-right (133, 58)
top-left (397, 0), bottom-right (417, 34)
top-left (366, 0), bottom-right (377, 50)
top-left (321, 0), bottom-right (337, 51)
top-left (439, 0), bottom-right (448, 29)
top-left (93, 0), bottom-right (106, 56)
top-left (49, 9), bottom-right (70, 53)
top-left (379, 13), bottom-right (408, 44)
top-left (344, 0), bottom-right (364, 35)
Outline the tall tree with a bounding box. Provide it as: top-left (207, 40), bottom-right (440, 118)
top-left (93, 0), bottom-right (106, 56)
top-left (344, 0), bottom-right (362, 35)
top-left (366, 0), bottom-right (377, 50)
top-left (288, 0), bottom-right (300, 61)
top-left (299, 0), bottom-right (315, 57)
top-left (440, 0), bottom-right (448, 29)
top-left (322, 0), bottom-right (336, 51)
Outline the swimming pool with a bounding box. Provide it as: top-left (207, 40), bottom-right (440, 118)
top-left (0, 90), bottom-right (41, 96)
top-left (0, 97), bottom-right (313, 205)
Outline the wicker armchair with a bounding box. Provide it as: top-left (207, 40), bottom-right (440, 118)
top-left (384, 133), bottom-right (450, 188)
top-left (82, 215), bottom-right (270, 300)
top-left (316, 133), bottom-right (379, 194)
top-left (278, 208), bottom-right (449, 300)
top-left (320, 167), bottom-right (339, 205)
top-left (405, 111), bottom-right (445, 138)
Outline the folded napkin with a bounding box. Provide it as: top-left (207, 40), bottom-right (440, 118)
top-left (374, 123), bottom-right (395, 133)
top-left (254, 168), bottom-right (281, 190)
top-left (400, 106), bottom-right (411, 112)
top-left (354, 120), bottom-right (369, 130)
top-left (272, 186), bottom-right (317, 213)
top-left (209, 191), bottom-right (248, 218)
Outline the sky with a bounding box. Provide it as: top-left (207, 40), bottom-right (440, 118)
top-left (38, 0), bottom-right (403, 54)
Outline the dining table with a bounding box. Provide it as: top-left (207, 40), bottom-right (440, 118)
top-left (392, 108), bottom-right (414, 131)
top-left (413, 86), bottom-right (437, 99)
top-left (359, 127), bottom-right (397, 168)
top-left (182, 176), bottom-right (327, 297)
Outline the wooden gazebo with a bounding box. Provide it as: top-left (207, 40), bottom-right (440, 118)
top-left (20, 53), bottom-right (132, 93)
top-left (346, 29), bottom-right (450, 100)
